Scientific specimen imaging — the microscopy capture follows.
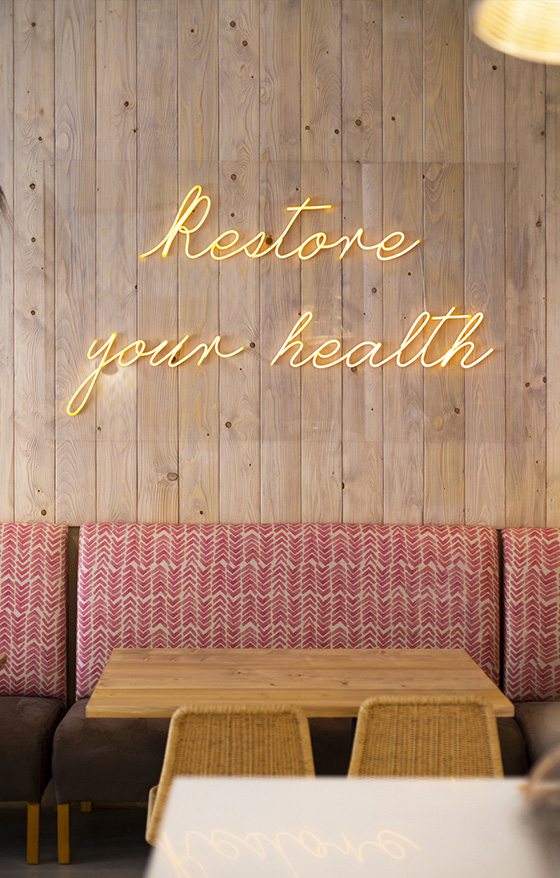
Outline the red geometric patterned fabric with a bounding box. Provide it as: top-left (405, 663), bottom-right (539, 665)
top-left (75, 523), bottom-right (500, 698)
top-left (503, 528), bottom-right (560, 702)
top-left (0, 523), bottom-right (68, 700)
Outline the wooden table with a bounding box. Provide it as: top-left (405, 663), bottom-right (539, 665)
top-left (86, 647), bottom-right (513, 718)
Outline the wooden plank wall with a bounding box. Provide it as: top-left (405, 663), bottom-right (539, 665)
top-left (0, 0), bottom-right (557, 528)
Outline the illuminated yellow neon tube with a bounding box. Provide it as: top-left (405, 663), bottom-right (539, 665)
top-left (66, 332), bottom-right (244, 416)
top-left (139, 185), bottom-right (420, 264)
top-left (270, 310), bottom-right (493, 370)
top-left (68, 309), bottom-right (493, 416)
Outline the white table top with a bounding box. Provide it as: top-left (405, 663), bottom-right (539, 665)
top-left (144, 777), bottom-right (560, 878)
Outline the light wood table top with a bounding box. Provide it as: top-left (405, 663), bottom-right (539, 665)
top-left (86, 647), bottom-right (513, 719)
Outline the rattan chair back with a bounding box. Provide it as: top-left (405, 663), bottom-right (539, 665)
top-left (146, 703), bottom-right (315, 845)
top-left (348, 695), bottom-right (504, 778)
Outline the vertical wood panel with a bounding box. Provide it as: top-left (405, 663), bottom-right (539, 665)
top-left (3, 0), bottom-right (559, 528)
top-left (423, 0), bottom-right (465, 524)
top-left (547, 66), bottom-right (560, 525)
top-left (0, 0), bottom-right (14, 520)
top-left (178, 0), bottom-right (220, 524)
top-left (464, 15), bottom-right (505, 526)
top-left (96, 0), bottom-right (137, 521)
top-left (137, 0), bottom-right (179, 522)
top-left (260, 0), bottom-right (301, 523)
top-left (14, 0), bottom-right (55, 522)
top-left (341, 0), bottom-right (383, 522)
top-left (505, 57), bottom-right (546, 527)
top-left (382, 0), bottom-right (424, 523)
top-left (55, 0), bottom-right (96, 522)
top-left (218, 1), bottom-right (260, 522)
top-left (301, 0), bottom-right (342, 522)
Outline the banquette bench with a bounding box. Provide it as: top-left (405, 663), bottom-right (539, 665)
top-left (51, 521), bottom-right (529, 862)
top-left (2, 522), bottom-right (559, 863)
top-left (0, 523), bottom-right (68, 863)
top-left (502, 529), bottom-right (560, 764)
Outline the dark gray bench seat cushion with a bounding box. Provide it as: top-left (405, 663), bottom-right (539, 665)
top-left (496, 717), bottom-right (529, 775)
top-left (515, 702), bottom-right (560, 766)
top-left (51, 703), bottom-right (530, 801)
top-left (51, 704), bottom-right (354, 804)
top-left (311, 717), bottom-right (529, 776)
top-left (52, 697), bottom-right (171, 804)
top-left (0, 696), bottom-right (66, 801)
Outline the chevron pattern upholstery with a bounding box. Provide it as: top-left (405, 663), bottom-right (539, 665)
top-left (0, 523), bottom-right (68, 700)
top-left (75, 523), bottom-right (500, 697)
top-left (503, 528), bottom-right (560, 702)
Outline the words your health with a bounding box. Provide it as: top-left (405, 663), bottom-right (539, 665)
top-left (67, 308), bottom-right (493, 416)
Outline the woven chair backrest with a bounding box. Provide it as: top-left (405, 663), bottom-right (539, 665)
top-left (162, 703), bottom-right (315, 777)
top-left (146, 703), bottom-right (315, 844)
top-left (348, 695), bottom-right (503, 777)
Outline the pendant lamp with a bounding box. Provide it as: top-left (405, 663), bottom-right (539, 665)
top-left (472, 0), bottom-right (560, 64)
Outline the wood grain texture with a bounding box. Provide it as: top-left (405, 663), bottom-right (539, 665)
top-left (218, 0), bottom-right (261, 523)
top-left (2, 0), bottom-right (559, 527)
top-left (546, 66), bottom-right (560, 525)
top-left (301, 0), bottom-right (342, 522)
top-left (14, 1), bottom-right (55, 522)
top-left (55, 0), bottom-right (97, 523)
top-left (87, 647), bottom-right (514, 719)
top-left (260, 0), bottom-right (302, 523)
top-left (505, 56), bottom-right (547, 527)
top-left (423, 0), bottom-right (465, 524)
top-left (464, 15), bottom-right (505, 526)
top-left (341, 0), bottom-right (383, 522)
top-left (96, 0), bottom-right (137, 521)
top-left (136, 0), bottom-right (179, 523)
top-left (178, 0), bottom-right (220, 524)
top-left (382, 0), bottom-right (424, 524)
top-left (0, 0), bottom-right (14, 521)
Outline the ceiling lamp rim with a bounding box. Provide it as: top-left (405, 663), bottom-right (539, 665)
top-left (471, 0), bottom-right (560, 65)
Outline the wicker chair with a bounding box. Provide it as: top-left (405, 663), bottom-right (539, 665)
top-left (146, 704), bottom-right (315, 845)
top-left (348, 695), bottom-right (504, 778)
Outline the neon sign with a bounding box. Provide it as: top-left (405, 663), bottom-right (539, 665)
top-left (66, 310), bottom-right (493, 416)
top-left (140, 185), bottom-right (420, 263)
top-left (67, 186), bottom-right (494, 415)
top-left (67, 332), bottom-right (244, 416)
top-left (271, 310), bottom-right (493, 369)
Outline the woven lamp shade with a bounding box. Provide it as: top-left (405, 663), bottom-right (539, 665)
top-left (472, 0), bottom-right (560, 64)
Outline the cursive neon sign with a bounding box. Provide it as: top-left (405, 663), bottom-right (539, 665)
top-left (271, 309), bottom-right (493, 369)
top-left (140, 185), bottom-right (420, 263)
top-left (67, 187), bottom-right (495, 415)
top-left (66, 332), bottom-right (244, 416)
top-left (67, 309), bottom-right (493, 415)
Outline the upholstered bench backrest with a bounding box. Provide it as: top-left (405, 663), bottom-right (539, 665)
top-left (0, 523), bottom-right (68, 700)
top-left (75, 522), bottom-right (500, 698)
top-left (502, 528), bottom-right (560, 701)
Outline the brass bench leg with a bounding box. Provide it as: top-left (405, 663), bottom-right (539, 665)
top-left (57, 803), bottom-right (70, 864)
top-left (26, 802), bottom-right (40, 864)
top-left (80, 801), bottom-right (92, 813)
